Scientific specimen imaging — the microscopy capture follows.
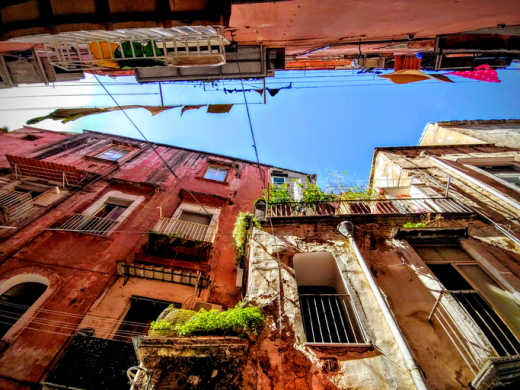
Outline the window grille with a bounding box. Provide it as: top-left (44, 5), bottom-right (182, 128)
top-left (427, 263), bottom-right (520, 357)
top-left (117, 262), bottom-right (210, 289)
top-left (298, 286), bottom-right (367, 344)
top-left (57, 214), bottom-right (119, 237)
top-left (0, 189), bottom-right (33, 223)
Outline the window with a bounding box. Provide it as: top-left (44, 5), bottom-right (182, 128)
top-left (294, 252), bottom-right (367, 345)
top-left (204, 166), bottom-right (228, 182)
top-left (179, 210), bottom-right (212, 226)
top-left (14, 181), bottom-right (50, 199)
top-left (413, 243), bottom-right (520, 356)
top-left (59, 195), bottom-right (136, 236)
top-left (114, 296), bottom-right (179, 342)
top-left (478, 164), bottom-right (520, 187)
top-left (94, 201), bottom-right (129, 220)
top-left (272, 176), bottom-right (286, 185)
top-left (95, 146), bottom-right (130, 161)
top-left (0, 282), bottom-right (47, 338)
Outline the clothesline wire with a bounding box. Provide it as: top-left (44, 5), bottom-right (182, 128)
top-left (94, 74), bottom-right (214, 217)
top-left (0, 79), bottom-right (484, 107)
top-left (9, 66), bottom-right (519, 89)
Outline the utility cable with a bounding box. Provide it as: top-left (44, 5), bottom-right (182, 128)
top-left (94, 75), bottom-right (213, 216)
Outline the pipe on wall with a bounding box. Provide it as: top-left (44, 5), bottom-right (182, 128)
top-left (337, 221), bottom-right (429, 390)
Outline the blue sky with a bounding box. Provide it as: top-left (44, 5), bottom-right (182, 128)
top-left (1, 63), bottom-right (520, 188)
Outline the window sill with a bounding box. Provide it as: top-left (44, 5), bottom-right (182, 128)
top-left (84, 155), bottom-right (120, 165)
top-left (197, 177), bottom-right (229, 186)
top-left (304, 342), bottom-right (373, 353)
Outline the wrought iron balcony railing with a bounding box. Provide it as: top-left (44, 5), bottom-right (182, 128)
top-left (151, 217), bottom-right (215, 243)
top-left (0, 189), bottom-right (33, 223)
top-left (55, 214), bottom-right (119, 237)
top-left (265, 197), bottom-right (473, 218)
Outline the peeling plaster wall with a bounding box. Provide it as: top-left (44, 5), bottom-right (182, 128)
top-left (371, 145), bottom-right (520, 240)
top-left (245, 227), bottom-right (416, 390)
top-left (420, 121), bottom-right (520, 148)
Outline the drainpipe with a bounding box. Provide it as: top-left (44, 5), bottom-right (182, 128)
top-left (337, 221), bottom-right (429, 390)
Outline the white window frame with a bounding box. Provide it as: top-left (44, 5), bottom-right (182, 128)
top-left (293, 251), bottom-right (370, 346)
top-left (172, 202), bottom-right (220, 243)
top-left (203, 166), bottom-right (228, 182)
top-left (458, 156), bottom-right (520, 195)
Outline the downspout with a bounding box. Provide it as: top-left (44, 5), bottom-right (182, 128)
top-left (337, 221), bottom-right (429, 390)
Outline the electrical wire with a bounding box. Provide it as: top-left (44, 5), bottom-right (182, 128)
top-left (93, 75), bottom-right (213, 216)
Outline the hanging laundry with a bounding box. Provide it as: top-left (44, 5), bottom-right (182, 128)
top-left (267, 82), bottom-right (292, 96)
top-left (26, 106), bottom-right (181, 124)
top-left (144, 106), bottom-right (182, 116)
top-left (181, 105), bottom-right (206, 116)
top-left (255, 89), bottom-right (264, 95)
top-left (207, 104), bottom-right (233, 114)
top-left (447, 64), bottom-right (500, 83)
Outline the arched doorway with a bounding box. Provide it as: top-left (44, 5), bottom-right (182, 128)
top-left (0, 282), bottom-right (47, 338)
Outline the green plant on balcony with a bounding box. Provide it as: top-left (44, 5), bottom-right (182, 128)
top-left (402, 222), bottom-right (428, 228)
top-left (176, 304), bottom-right (264, 338)
top-left (264, 183), bottom-right (294, 203)
top-left (298, 181), bottom-right (336, 203)
top-left (149, 307), bottom-right (197, 336)
top-left (233, 212), bottom-right (261, 266)
top-left (338, 185), bottom-right (377, 200)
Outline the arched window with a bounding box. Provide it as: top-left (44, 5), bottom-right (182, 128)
top-left (0, 282), bottom-right (47, 338)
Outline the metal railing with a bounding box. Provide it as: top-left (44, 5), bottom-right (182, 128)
top-left (117, 262), bottom-right (209, 289)
top-left (152, 217), bottom-right (215, 243)
top-left (55, 214), bottom-right (118, 237)
top-left (6, 155), bottom-right (89, 188)
top-left (20, 27), bottom-right (227, 71)
top-left (428, 289), bottom-right (520, 374)
top-left (266, 197), bottom-right (473, 218)
top-left (299, 293), bottom-right (368, 344)
top-left (0, 189), bottom-right (33, 223)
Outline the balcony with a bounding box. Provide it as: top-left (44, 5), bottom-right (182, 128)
top-left (0, 189), bottom-right (32, 223)
top-left (152, 217), bottom-right (215, 243)
top-left (54, 214), bottom-right (118, 237)
top-left (262, 197), bottom-right (473, 219)
top-left (146, 217), bottom-right (215, 261)
top-left (117, 262), bottom-right (210, 289)
top-left (6, 154), bottom-right (90, 188)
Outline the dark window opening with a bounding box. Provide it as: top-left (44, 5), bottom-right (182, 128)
top-left (298, 285), bottom-right (363, 344)
top-left (94, 202), bottom-right (128, 220)
top-left (15, 182), bottom-right (49, 198)
top-left (0, 282), bottom-right (47, 338)
top-left (477, 164), bottom-right (520, 187)
top-left (114, 296), bottom-right (179, 342)
top-left (414, 241), bottom-right (520, 357)
top-left (179, 210), bottom-right (211, 225)
top-left (22, 135), bottom-right (40, 141)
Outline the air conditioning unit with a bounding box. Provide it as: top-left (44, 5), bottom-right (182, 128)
top-left (193, 301), bottom-right (222, 311)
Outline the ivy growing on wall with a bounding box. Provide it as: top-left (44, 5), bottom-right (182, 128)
top-left (233, 212), bottom-right (262, 266)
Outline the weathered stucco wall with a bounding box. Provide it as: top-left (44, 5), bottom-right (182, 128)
top-left (244, 227), bottom-right (416, 390)
top-left (0, 128), bottom-right (289, 389)
top-left (420, 121), bottom-right (520, 148)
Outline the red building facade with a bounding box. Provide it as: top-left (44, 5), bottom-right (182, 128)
top-left (0, 126), bottom-right (310, 390)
